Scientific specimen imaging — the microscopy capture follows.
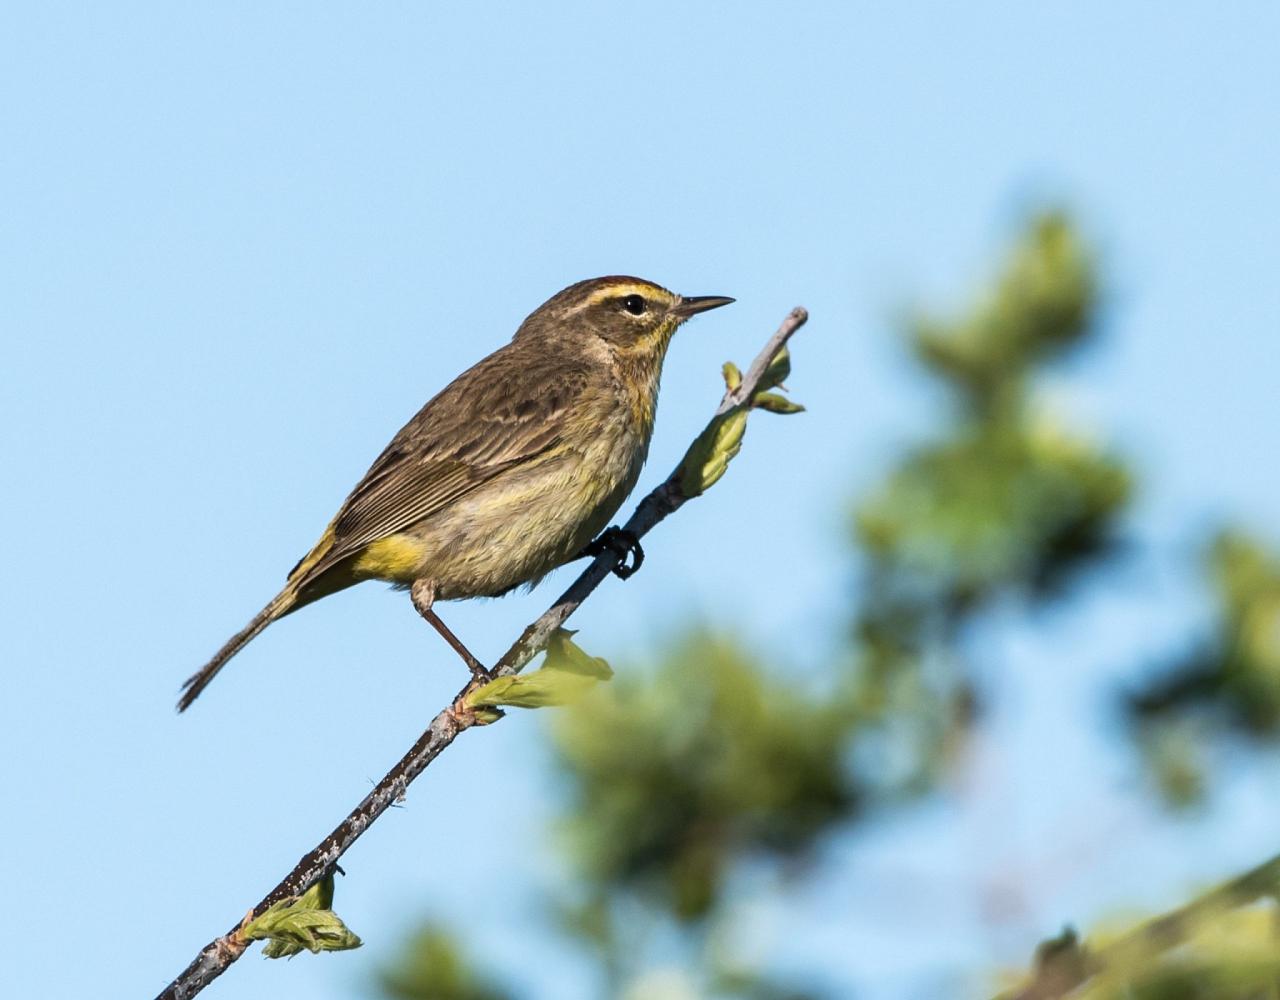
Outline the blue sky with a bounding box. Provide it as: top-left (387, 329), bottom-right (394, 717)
top-left (3, 4), bottom-right (1279, 998)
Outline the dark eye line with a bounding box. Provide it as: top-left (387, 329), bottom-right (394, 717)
top-left (622, 294), bottom-right (647, 316)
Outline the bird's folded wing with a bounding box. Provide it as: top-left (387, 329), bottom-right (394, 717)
top-left (296, 356), bottom-right (590, 582)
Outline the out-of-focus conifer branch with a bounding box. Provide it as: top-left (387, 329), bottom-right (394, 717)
top-left (998, 851), bottom-right (1280, 999)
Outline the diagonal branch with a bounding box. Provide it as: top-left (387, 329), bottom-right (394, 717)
top-left (997, 849), bottom-right (1280, 999)
top-left (156, 306), bottom-right (809, 1000)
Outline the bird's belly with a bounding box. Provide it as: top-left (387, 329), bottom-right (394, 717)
top-left (406, 428), bottom-right (646, 600)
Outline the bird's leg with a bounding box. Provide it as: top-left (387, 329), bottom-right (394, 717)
top-left (576, 526), bottom-right (645, 580)
top-left (410, 580), bottom-right (492, 681)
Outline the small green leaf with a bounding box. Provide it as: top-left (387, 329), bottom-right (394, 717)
top-left (677, 408), bottom-right (748, 497)
top-left (721, 361), bottom-right (742, 392)
top-left (758, 346), bottom-right (792, 392)
top-left (241, 874), bottom-right (363, 959)
top-left (259, 911), bottom-right (362, 959)
top-left (751, 391), bottom-right (805, 415)
top-left (465, 630), bottom-right (613, 711)
top-left (471, 706), bottom-right (504, 725)
top-left (544, 628), bottom-right (614, 680)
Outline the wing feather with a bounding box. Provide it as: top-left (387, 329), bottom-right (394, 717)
top-left (298, 346), bottom-right (593, 582)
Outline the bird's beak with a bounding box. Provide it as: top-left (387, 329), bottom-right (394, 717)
top-left (673, 295), bottom-right (735, 318)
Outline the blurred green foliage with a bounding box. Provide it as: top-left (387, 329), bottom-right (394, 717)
top-left (553, 634), bottom-right (855, 923)
top-left (1129, 529), bottom-right (1280, 805)
top-left (1076, 905), bottom-right (1280, 1000)
top-left (372, 213), bottom-right (1280, 998)
top-left (849, 213), bottom-right (1129, 793)
top-left (379, 926), bottom-right (513, 1000)
top-left (864, 213), bottom-right (1127, 598)
top-left (913, 214), bottom-right (1095, 415)
top-left (1000, 853), bottom-right (1280, 999)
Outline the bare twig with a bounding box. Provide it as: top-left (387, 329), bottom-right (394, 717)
top-left (156, 306), bottom-right (809, 999)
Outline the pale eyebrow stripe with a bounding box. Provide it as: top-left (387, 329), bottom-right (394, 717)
top-left (582, 283), bottom-right (668, 308)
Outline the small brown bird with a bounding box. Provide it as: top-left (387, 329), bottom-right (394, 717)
top-left (179, 276), bottom-right (733, 711)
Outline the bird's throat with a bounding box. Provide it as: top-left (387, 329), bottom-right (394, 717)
top-left (614, 333), bottom-right (673, 436)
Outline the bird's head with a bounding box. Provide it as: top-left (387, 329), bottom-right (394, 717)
top-left (516, 276), bottom-right (734, 359)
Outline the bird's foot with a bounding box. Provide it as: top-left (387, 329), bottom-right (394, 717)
top-left (580, 527), bottom-right (644, 580)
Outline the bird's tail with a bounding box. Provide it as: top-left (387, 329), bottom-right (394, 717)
top-left (177, 587), bottom-right (298, 712)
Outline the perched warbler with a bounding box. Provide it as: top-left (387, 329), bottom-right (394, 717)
top-left (178, 276), bottom-right (733, 711)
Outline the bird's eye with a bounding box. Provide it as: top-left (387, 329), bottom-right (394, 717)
top-left (622, 294), bottom-right (647, 316)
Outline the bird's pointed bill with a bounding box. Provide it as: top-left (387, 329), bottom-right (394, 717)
top-left (673, 295), bottom-right (735, 318)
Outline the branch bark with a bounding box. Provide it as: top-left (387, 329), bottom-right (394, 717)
top-left (156, 306), bottom-right (809, 999)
